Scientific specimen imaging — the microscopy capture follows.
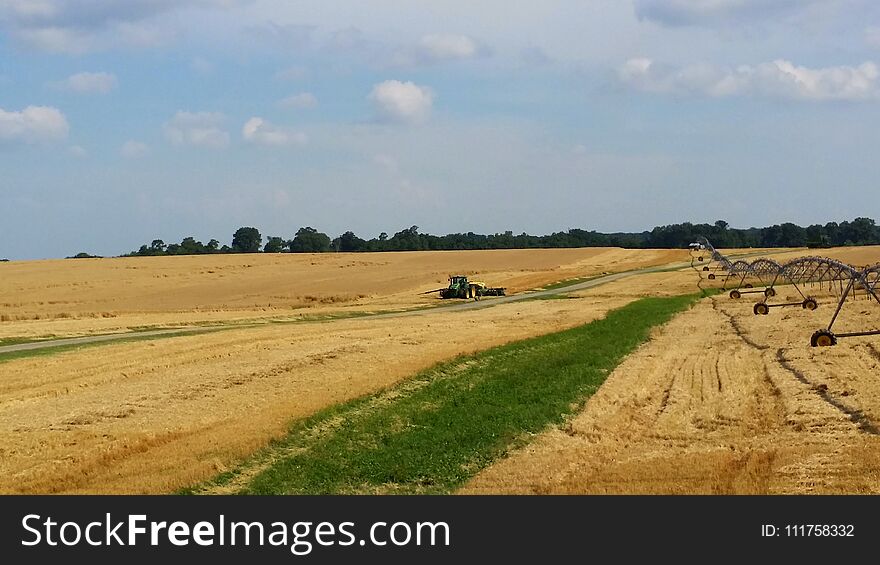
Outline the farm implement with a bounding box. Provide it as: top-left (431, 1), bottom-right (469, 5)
top-left (809, 263), bottom-right (880, 346)
top-left (421, 275), bottom-right (506, 300)
top-left (692, 237), bottom-right (880, 346)
top-left (751, 257), bottom-right (853, 316)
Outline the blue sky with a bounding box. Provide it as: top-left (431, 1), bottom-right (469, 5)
top-left (2, 0), bottom-right (880, 259)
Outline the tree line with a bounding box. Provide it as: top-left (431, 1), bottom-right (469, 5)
top-left (125, 217), bottom-right (880, 257)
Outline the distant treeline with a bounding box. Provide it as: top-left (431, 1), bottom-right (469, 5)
top-left (124, 218), bottom-right (880, 257)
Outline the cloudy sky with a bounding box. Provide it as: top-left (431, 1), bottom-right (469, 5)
top-left (2, 0), bottom-right (880, 259)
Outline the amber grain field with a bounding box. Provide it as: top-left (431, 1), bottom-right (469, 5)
top-left (2, 245), bottom-right (880, 494)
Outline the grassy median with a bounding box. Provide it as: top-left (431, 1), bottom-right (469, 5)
top-left (191, 293), bottom-right (702, 495)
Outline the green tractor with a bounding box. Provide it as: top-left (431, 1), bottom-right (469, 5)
top-left (422, 275), bottom-right (506, 300)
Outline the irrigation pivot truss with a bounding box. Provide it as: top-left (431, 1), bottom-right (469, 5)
top-left (810, 262), bottom-right (880, 347)
top-left (690, 238), bottom-right (772, 295)
top-left (692, 238), bottom-right (880, 347)
top-left (689, 237), bottom-right (733, 290)
top-left (752, 256), bottom-right (859, 316)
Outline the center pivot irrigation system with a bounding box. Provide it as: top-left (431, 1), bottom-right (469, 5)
top-left (690, 237), bottom-right (880, 347)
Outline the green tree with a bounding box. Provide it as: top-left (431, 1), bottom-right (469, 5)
top-left (389, 225), bottom-right (424, 250)
top-left (846, 217), bottom-right (877, 245)
top-left (180, 237), bottom-right (208, 254)
top-left (264, 236), bottom-right (286, 253)
top-left (336, 231), bottom-right (366, 252)
top-left (289, 227), bottom-right (331, 253)
top-left (232, 227), bottom-right (262, 253)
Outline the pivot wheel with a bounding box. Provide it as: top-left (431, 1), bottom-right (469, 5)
top-left (702, 266), bottom-right (709, 271)
top-left (753, 302), bottom-right (770, 316)
top-left (802, 297), bottom-right (818, 310)
top-left (810, 329), bottom-right (837, 347)
top-left (729, 289), bottom-right (741, 299)
top-left (764, 287), bottom-right (776, 298)
top-left (698, 256), bottom-right (704, 262)
top-left (708, 273), bottom-right (716, 280)
top-left (744, 283), bottom-right (753, 288)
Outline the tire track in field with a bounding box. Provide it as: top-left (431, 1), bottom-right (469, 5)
top-left (712, 296), bottom-right (880, 436)
top-left (463, 295), bottom-right (879, 494)
top-left (774, 349), bottom-right (880, 435)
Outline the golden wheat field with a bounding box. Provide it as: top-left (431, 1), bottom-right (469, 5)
top-left (0, 247), bottom-right (683, 340)
top-left (1, 245), bottom-right (880, 494)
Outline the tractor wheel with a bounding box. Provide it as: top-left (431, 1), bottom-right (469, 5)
top-left (753, 302), bottom-right (770, 316)
top-left (702, 266), bottom-right (709, 271)
top-left (708, 273), bottom-right (716, 280)
top-left (810, 329), bottom-right (837, 347)
top-left (729, 290), bottom-right (741, 299)
top-left (802, 297), bottom-right (818, 311)
top-left (744, 283), bottom-right (753, 288)
top-left (764, 287), bottom-right (776, 298)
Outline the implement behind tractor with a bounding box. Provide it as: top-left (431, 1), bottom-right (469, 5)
top-left (422, 275), bottom-right (506, 300)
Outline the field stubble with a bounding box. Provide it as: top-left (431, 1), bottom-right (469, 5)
top-left (2, 246), bottom-right (880, 494)
top-left (0, 248), bottom-right (686, 340)
top-left (0, 268), bottom-right (696, 494)
top-left (463, 285), bottom-right (880, 494)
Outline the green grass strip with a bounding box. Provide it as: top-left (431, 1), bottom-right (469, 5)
top-left (195, 293), bottom-right (702, 495)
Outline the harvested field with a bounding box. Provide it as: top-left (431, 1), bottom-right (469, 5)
top-left (2, 245), bottom-right (880, 495)
top-left (761, 246), bottom-right (880, 267)
top-left (0, 248), bottom-right (685, 340)
top-left (463, 289), bottom-right (880, 494)
top-left (0, 275), bottom-right (664, 494)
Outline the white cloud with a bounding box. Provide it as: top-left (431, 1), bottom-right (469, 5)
top-left (278, 92), bottom-right (318, 109)
top-left (242, 117), bottom-right (307, 146)
top-left (369, 80), bottom-right (434, 124)
top-left (164, 111), bottom-right (229, 149)
top-left (121, 140), bottom-right (149, 158)
top-left (14, 26), bottom-right (93, 53)
top-left (57, 71), bottom-right (117, 93)
top-left (68, 144), bottom-right (87, 157)
top-left (0, 0), bottom-right (237, 53)
top-left (419, 34), bottom-right (479, 61)
top-left (0, 105), bottom-right (69, 143)
top-left (390, 33), bottom-right (485, 67)
top-left (619, 57), bottom-right (880, 101)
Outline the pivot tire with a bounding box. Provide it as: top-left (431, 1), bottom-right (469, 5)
top-left (810, 330), bottom-right (837, 347)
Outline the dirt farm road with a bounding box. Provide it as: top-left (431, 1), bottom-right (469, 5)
top-left (0, 263), bottom-right (678, 356)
